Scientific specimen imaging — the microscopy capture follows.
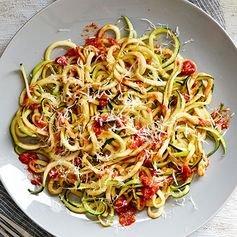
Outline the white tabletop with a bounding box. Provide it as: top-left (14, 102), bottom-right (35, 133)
top-left (0, 0), bottom-right (236, 236)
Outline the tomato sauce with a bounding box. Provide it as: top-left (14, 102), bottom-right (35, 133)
top-left (181, 164), bottom-right (192, 181)
top-left (65, 48), bottom-right (77, 57)
top-left (211, 106), bottom-right (232, 130)
top-left (85, 37), bottom-right (118, 59)
top-left (72, 157), bottom-right (82, 167)
top-left (107, 38), bottom-right (119, 45)
top-left (23, 94), bottom-right (29, 106)
top-left (54, 133), bottom-right (60, 142)
top-left (216, 120), bottom-right (229, 130)
top-left (30, 104), bottom-right (40, 110)
top-left (138, 197), bottom-right (146, 210)
top-left (161, 104), bottom-right (167, 116)
top-left (31, 176), bottom-right (42, 186)
top-left (19, 152), bottom-right (38, 165)
top-left (35, 117), bottom-right (47, 128)
top-left (142, 186), bottom-right (159, 200)
top-left (192, 81), bottom-right (198, 88)
top-left (182, 92), bottom-right (190, 102)
top-left (81, 23), bottom-right (99, 38)
top-left (140, 171), bottom-right (159, 200)
top-left (92, 115), bottom-right (110, 135)
top-left (27, 165), bottom-right (39, 175)
top-left (143, 158), bottom-right (152, 168)
top-left (99, 99), bottom-right (108, 107)
top-left (55, 56), bottom-right (68, 66)
top-left (85, 37), bottom-right (103, 48)
top-left (115, 119), bottom-right (124, 128)
top-left (181, 60), bottom-right (196, 75)
top-left (198, 118), bottom-right (211, 127)
top-left (114, 198), bottom-right (136, 226)
top-left (129, 135), bottom-right (144, 149)
top-left (48, 167), bottom-right (60, 179)
top-left (93, 121), bottom-right (103, 136)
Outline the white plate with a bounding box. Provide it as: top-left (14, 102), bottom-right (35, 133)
top-left (0, 0), bottom-right (237, 236)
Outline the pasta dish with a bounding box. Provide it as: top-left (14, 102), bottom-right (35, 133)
top-left (10, 16), bottom-right (231, 226)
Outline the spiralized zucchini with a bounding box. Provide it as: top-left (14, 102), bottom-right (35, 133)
top-left (11, 16), bottom-right (230, 227)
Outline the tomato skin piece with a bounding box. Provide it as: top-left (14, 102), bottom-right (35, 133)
top-left (19, 153), bottom-right (38, 165)
top-left (181, 60), bottom-right (196, 75)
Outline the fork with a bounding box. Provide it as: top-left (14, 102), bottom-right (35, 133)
top-left (0, 213), bottom-right (32, 237)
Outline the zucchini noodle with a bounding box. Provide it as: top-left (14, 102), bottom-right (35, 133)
top-left (10, 16), bottom-right (230, 227)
